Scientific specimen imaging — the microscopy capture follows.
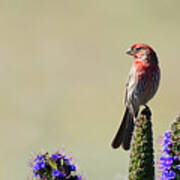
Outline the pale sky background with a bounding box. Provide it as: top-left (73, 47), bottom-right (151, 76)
top-left (0, 0), bottom-right (180, 179)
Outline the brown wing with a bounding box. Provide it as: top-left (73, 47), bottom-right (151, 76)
top-left (124, 66), bottom-right (139, 110)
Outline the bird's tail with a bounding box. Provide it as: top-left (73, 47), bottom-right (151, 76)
top-left (111, 108), bottom-right (134, 150)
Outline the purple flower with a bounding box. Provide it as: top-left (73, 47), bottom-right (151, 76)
top-left (52, 169), bottom-right (60, 177)
top-left (33, 162), bottom-right (41, 171)
top-left (176, 164), bottom-right (180, 170)
top-left (59, 172), bottom-right (66, 178)
top-left (32, 160), bottom-right (45, 170)
top-left (39, 161), bottom-right (45, 168)
top-left (174, 156), bottom-right (179, 161)
top-left (52, 169), bottom-right (65, 178)
top-left (33, 170), bottom-right (38, 177)
top-left (163, 138), bottom-right (172, 146)
top-left (76, 176), bottom-right (82, 180)
top-left (162, 146), bottom-right (171, 154)
top-left (70, 164), bottom-right (76, 171)
top-left (159, 127), bottom-right (180, 180)
top-left (64, 158), bottom-right (71, 165)
top-left (164, 131), bottom-right (171, 138)
top-left (30, 151), bottom-right (82, 179)
top-left (160, 156), bottom-right (174, 171)
top-left (165, 170), bottom-right (176, 179)
top-left (51, 154), bottom-right (58, 161)
top-left (35, 155), bottom-right (43, 161)
top-left (58, 154), bottom-right (64, 159)
top-left (160, 156), bottom-right (173, 164)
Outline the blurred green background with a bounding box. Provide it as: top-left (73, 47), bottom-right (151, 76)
top-left (0, 0), bottom-right (180, 179)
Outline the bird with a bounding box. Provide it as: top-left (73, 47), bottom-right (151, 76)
top-left (111, 43), bottom-right (160, 150)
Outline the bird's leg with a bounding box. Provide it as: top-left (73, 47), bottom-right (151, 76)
top-left (142, 105), bottom-right (152, 119)
top-left (144, 105), bottom-right (149, 110)
top-left (132, 106), bottom-right (139, 125)
top-left (134, 111), bottom-right (139, 126)
top-left (134, 116), bottom-right (138, 126)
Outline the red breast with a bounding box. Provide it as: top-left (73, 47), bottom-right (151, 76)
top-left (133, 60), bottom-right (158, 73)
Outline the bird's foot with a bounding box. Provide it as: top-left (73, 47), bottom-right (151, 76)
top-left (141, 105), bottom-right (152, 119)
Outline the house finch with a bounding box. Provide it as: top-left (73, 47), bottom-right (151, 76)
top-left (111, 43), bottom-right (160, 150)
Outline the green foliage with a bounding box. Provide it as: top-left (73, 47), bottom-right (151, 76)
top-left (171, 114), bottom-right (180, 156)
top-left (128, 107), bottom-right (154, 180)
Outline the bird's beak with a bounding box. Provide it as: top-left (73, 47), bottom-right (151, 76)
top-left (126, 48), bottom-right (134, 56)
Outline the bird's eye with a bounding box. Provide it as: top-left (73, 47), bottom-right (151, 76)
top-left (135, 47), bottom-right (141, 51)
